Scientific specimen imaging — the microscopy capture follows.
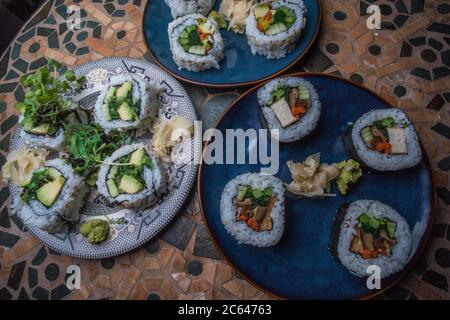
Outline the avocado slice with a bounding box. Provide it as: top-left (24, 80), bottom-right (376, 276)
top-left (117, 102), bottom-right (134, 121)
top-left (28, 123), bottom-right (50, 135)
top-left (21, 117), bottom-right (35, 131)
top-left (197, 21), bottom-right (214, 34)
top-left (119, 175), bottom-right (143, 194)
top-left (36, 176), bottom-right (65, 207)
top-left (129, 148), bottom-right (147, 166)
top-left (107, 179), bottom-right (119, 197)
top-left (116, 82), bottom-right (132, 99)
top-left (45, 168), bottom-right (62, 179)
top-left (237, 185), bottom-right (249, 201)
top-left (254, 4), bottom-right (270, 19)
top-left (386, 221), bottom-right (396, 239)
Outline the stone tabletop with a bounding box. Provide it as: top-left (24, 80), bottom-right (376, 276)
top-left (0, 0), bottom-right (449, 300)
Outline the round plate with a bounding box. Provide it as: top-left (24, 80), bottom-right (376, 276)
top-left (198, 73), bottom-right (434, 299)
top-left (143, 0), bottom-right (321, 87)
top-left (9, 57), bottom-right (199, 259)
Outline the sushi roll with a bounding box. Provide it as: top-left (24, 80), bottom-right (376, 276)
top-left (330, 200), bottom-right (412, 279)
top-left (257, 76), bottom-right (321, 142)
top-left (19, 115), bottom-right (66, 150)
top-left (168, 14), bottom-right (224, 72)
top-left (94, 74), bottom-right (161, 133)
top-left (18, 97), bottom-right (78, 150)
top-left (344, 108), bottom-right (422, 171)
top-left (246, 0), bottom-right (305, 59)
top-left (220, 173), bottom-right (285, 247)
top-left (97, 143), bottom-right (167, 210)
top-left (164, 0), bottom-right (215, 19)
top-left (12, 159), bottom-right (89, 234)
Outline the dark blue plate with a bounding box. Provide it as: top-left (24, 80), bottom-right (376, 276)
top-left (198, 73), bottom-right (434, 299)
top-left (143, 0), bottom-right (321, 87)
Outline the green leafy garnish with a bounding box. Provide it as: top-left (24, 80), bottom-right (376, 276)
top-left (112, 153), bottom-right (153, 188)
top-left (238, 185), bottom-right (273, 207)
top-left (381, 117), bottom-right (395, 128)
top-left (269, 86), bottom-right (290, 105)
top-left (21, 169), bottom-right (53, 204)
top-left (273, 8), bottom-right (287, 24)
top-left (16, 59), bottom-right (85, 135)
top-left (357, 213), bottom-right (396, 239)
top-left (63, 123), bottom-right (130, 176)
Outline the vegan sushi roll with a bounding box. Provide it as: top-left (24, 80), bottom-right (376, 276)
top-left (168, 14), bottom-right (224, 72)
top-left (330, 200), bottom-right (412, 279)
top-left (246, 0), bottom-right (305, 59)
top-left (12, 159), bottom-right (89, 234)
top-left (257, 76), bottom-right (321, 142)
top-left (164, 0), bottom-right (215, 19)
top-left (220, 173), bottom-right (285, 247)
top-left (16, 63), bottom-right (84, 150)
top-left (94, 74), bottom-right (161, 133)
top-left (344, 108), bottom-right (422, 171)
top-left (97, 143), bottom-right (167, 210)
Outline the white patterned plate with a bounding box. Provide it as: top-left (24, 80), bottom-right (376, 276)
top-left (9, 57), bottom-right (199, 259)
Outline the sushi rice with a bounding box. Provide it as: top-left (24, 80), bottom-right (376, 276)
top-left (168, 14), bottom-right (224, 72)
top-left (97, 143), bottom-right (167, 210)
top-left (94, 74), bottom-right (161, 133)
top-left (257, 76), bottom-right (321, 142)
top-left (220, 173), bottom-right (285, 247)
top-left (164, 0), bottom-right (215, 19)
top-left (12, 159), bottom-right (89, 234)
top-left (336, 200), bottom-right (412, 279)
top-left (348, 108), bottom-right (422, 171)
top-left (246, 0), bottom-right (306, 59)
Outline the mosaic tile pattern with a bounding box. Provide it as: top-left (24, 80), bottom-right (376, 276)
top-left (0, 0), bottom-right (449, 300)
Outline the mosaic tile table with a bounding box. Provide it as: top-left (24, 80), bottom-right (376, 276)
top-left (0, 0), bottom-right (449, 300)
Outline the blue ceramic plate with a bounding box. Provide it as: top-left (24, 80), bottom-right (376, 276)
top-left (198, 73), bottom-right (434, 299)
top-left (143, 0), bottom-right (321, 87)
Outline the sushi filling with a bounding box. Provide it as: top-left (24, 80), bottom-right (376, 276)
top-left (350, 213), bottom-right (397, 259)
top-left (254, 3), bottom-right (296, 35)
top-left (360, 117), bottom-right (408, 155)
top-left (106, 148), bottom-right (153, 198)
top-left (21, 167), bottom-right (66, 208)
top-left (268, 85), bottom-right (310, 128)
top-left (233, 185), bottom-right (275, 232)
top-left (102, 81), bottom-right (141, 122)
top-left (178, 18), bottom-right (215, 56)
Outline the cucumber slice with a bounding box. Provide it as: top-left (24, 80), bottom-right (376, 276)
top-left (107, 165), bottom-right (119, 180)
top-left (179, 37), bottom-right (190, 45)
top-left (102, 103), bottom-right (112, 121)
top-left (106, 86), bottom-right (117, 102)
top-left (285, 14), bottom-right (296, 26)
top-left (265, 23), bottom-right (287, 35)
top-left (180, 30), bottom-right (189, 39)
top-left (298, 86), bottom-right (310, 100)
top-left (386, 221), bottom-right (396, 239)
top-left (188, 45), bottom-right (206, 56)
top-left (107, 179), bottom-right (119, 198)
top-left (361, 126), bottom-right (374, 145)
